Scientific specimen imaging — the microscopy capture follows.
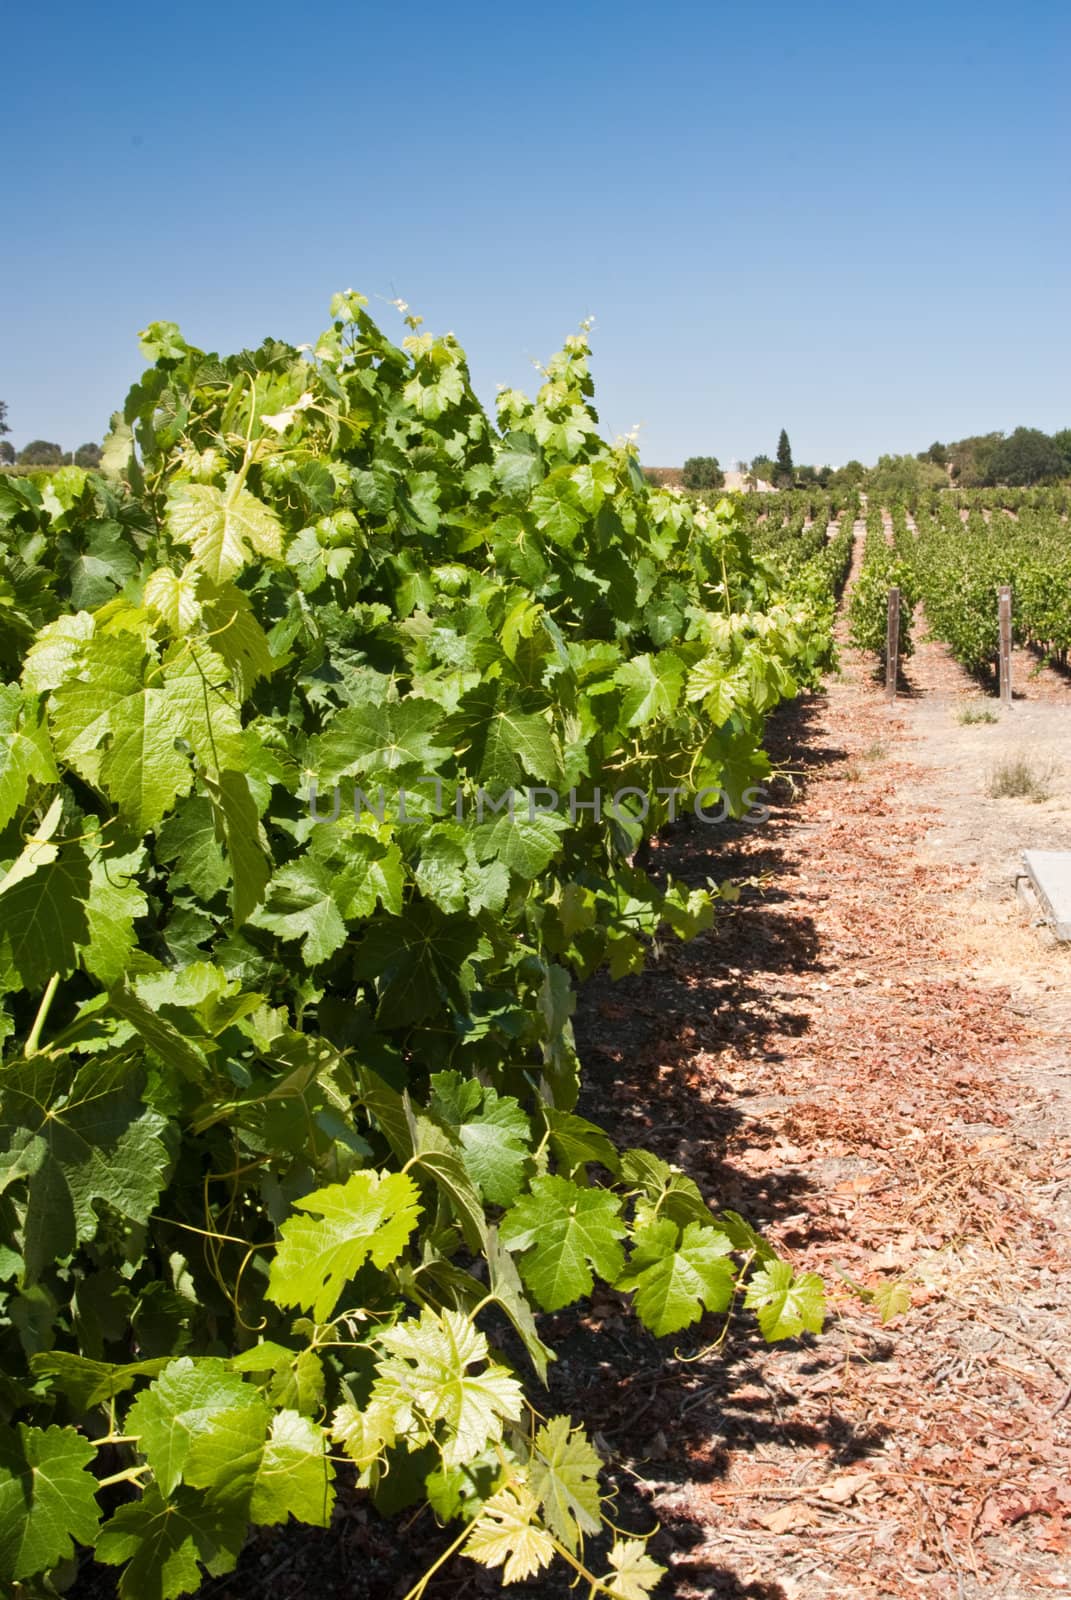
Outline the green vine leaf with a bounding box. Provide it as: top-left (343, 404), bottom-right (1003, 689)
top-left (613, 650), bottom-right (686, 727)
top-left (872, 1278), bottom-right (912, 1324)
top-left (428, 1072), bottom-right (531, 1206)
top-left (49, 634), bottom-right (194, 832)
top-left (0, 1424), bottom-right (101, 1584)
top-left (465, 1484), bottom-right (556, 1584)
top-left (621, 1148), bottom-right (711, 1231)
top-left (525, 1416), bottom-right (602, 1553)
top-left (370, 1308), bottom-right (524, 1468)
top-left (203, 769), bottom-right (270, 926)
top-left (30, 1351), bottom-right (171, 1411)
top-left (500, 1176), bottom-right (626, 1311)
top-left (331, 1398), bottom-right (397, 1471)
top-left (267, 1169), bottom-right (422, 1322)
top-left (604, 1536), bottom-right (667, 1599)
top-left (248, 1410), bottom-right (335, 1527)
top-left (308, 698), bottom-right (453, 785)
top-left (125, 1358), bottom-right (261, 1497)
top-left (248, 858), bottom-right (348, 965)
top-left (617, 1219), bottom-right (735, 1337)
top-left (0, 836), bottom-right (92, 991)
top-left (0, 1056), bottom-right (171, 1286)
top-left (95, 1485), bottom-right (245, 1600)
top-left (743, 1259), bottom-right (826, 1341)
top-left (0, 685), bottom-right (57, 831)
top-left (166, 478), bottom-right (284, 583)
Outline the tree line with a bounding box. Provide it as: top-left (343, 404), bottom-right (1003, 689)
top-left (677, 430), bottom-right (849, 493)
top-left (670, 422), bottom-right (1071, 498)
top-left (920, 427), bottom-right (1071, 487)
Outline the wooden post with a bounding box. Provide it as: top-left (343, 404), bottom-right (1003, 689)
top-left (998, 586), bottom-right (1013, 706)
top-left (885, 586), bottom-right (900, 701)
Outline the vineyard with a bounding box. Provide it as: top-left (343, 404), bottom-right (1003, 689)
top-left (0, 299), bottom-right (862, 1600)
top-left (1, 301), bottom-right (1070, 1600)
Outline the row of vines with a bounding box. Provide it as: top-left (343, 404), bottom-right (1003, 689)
top-left (0, 300), bottom-right (863, 1597)
top-left (847, 505), bottom-right (918, 662)
top-left (842, 493), bottom-right (1071, 678)
top-left (909, 501), bottom-right (1071, 673)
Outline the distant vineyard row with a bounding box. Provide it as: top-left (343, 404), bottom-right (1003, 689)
top-left (825, 491), bottom-right (1071, 676)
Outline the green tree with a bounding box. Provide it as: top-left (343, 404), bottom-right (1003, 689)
top-left (828, 460), bottom-right (866, 490)
top-left (774, 429), bottom-right (793, 488)
top-left (74, 441), bottom-right (102, 468)
top-left (867, 454), bottom-right (945, 501)
top-left (18, 439), bottom-right (64, 466)
top-left (986, 427), bottom-right (1066, 486)
top-left (947, 432), bottom-right (1003, 486)
top-left (1052, 428), bottom-right (1071, 471)
top-left (681, 455), bottom-right (724, 491)
top-left (0, 442), bottom-right (13, 466)
top-left (0, 400), bottom-right (9, 437)
top-left (918, 441), bottom-right (947, 467)
top-left (749, 454), bottom-right (775, 485)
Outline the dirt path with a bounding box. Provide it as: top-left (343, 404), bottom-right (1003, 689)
top-left (560, 571), bottom-right (1071, 1598)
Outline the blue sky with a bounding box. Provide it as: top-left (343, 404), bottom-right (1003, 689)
top-left (3, 0), bottom-right (1068, 466)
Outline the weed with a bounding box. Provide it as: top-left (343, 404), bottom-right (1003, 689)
top-left (986, 755), bottom-right (1056, 802)
top-left (957, 703), bottom-right (998, 725)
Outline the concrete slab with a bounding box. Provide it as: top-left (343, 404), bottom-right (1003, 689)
top-left (1022, 850), bottom-right (1071, 941)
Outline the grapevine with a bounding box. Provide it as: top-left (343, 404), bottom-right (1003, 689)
top-left (847, 502), bottom-right (918, 663)
top-left (0, 296), bottom-right (845, 1597)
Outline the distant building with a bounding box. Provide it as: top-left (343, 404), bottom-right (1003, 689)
top-left (721, 469), bottom-right (774, 493)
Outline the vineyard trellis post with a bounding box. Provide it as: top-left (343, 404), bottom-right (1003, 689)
top-left (885, 586), bottom-right (900, 701)
top-left (998, 585), bottom-right (1013, 706)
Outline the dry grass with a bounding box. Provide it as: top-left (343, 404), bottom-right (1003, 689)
top-left (986, 753), bottom-right (1057, 802)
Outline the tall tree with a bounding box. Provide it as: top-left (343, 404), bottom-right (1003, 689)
top-left (0, 401), bottom-right (10, 437)
top-left (774, 429), bottom-right (794, 488)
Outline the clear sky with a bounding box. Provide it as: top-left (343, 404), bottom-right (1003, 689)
top-left (2, 0), bottom-right (1068, 467)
